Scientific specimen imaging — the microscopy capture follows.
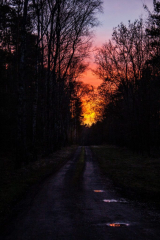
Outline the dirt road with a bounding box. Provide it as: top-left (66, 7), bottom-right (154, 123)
top-left (1, 146), bottom-right (160, 240)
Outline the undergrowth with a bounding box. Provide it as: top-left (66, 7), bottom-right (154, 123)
top-left (91, 145), bottom-right (160, 205)
top-left (0, 145), bottom-right (77, 224)
top-left (72, 146), bottom-right (85, 184)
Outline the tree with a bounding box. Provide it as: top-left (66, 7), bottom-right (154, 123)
top-left (93, 17), bottom-right (154, 153)
top-left (0, 0), bottom-right (103, 167)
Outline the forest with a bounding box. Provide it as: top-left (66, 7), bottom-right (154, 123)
top-left (87, 0), bottom-right (160, 156)
top-left (0, 0), bottom-right (102, 168)
top-left (1, 0), bottom-right (160, 171)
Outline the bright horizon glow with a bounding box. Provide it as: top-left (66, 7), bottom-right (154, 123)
top-left (81, 95), bottom-right (105, 126)
top-left (81, 100), bottom-right (97, 126)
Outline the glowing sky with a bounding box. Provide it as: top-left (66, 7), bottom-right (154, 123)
top-left (81, 0), bottom-right (154, 88)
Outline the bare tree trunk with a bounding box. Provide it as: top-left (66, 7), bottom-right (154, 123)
top-left (31, 2), bottom-right (40, 161)
top-left (16, 0), bottom-right (29, 168)
top-left (45, 4), bottom-right (55, 154)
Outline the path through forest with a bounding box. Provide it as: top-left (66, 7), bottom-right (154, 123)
top-left (1, 146), bottom-right (160, 240)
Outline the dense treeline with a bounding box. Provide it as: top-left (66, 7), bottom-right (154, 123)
top-left (0, 0), bottom-right (102, 167)
top-left (89, 1), bottom-right (160, 155)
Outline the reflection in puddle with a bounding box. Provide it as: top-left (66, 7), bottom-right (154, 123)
top-left (106, 223), bottom-right (130, 227)
top-left (103, 199), bottom-right (117, 203)
top-left (94, 190), bottom-right (105, 193)
top-left (103, 199), bottom-right (127, 203)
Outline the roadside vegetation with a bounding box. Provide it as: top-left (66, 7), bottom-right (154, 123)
top-left (91, 145), bottom-right (160, 205)
top-left (72, 147), bottom-right (85, 184)
top-left (0, 146), bottom-right (77, 225)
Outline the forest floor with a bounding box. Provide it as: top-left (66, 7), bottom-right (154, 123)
top-left (91, 145), bottom-right (160, 206)
top-left (1, 146), bottom-right (160, 240)
top-left (0, 145), bottom-right (77, 225)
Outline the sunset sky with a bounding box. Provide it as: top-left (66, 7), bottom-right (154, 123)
top-left (81, 0), bottom-right (154, 88)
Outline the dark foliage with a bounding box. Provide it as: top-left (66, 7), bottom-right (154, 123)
top-left (90, 0), bottom-right (160, 155)
top-left (0, 0), bottom-right (102, 167)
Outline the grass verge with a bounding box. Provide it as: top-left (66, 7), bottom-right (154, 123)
top-left (72, 146), bottom-right (85, 184)
top-left (0, 145), bottom-right (77, 224)
top-left (91, 145), bottom-right (160, 205)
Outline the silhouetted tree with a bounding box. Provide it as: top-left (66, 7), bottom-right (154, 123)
top-left (0, 0), bottom-right (103, 167)
top-left (92, 1), bottom-right (160, 155)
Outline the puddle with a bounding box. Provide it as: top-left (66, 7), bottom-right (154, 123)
top-left (103, 199), bottom-right (118, 203)
top-left (103, 199), bottom-right (127, 203)
top-left (106, 223), bottom-right (130, 227)
top-left (94, 190), bottom-right (105, 193)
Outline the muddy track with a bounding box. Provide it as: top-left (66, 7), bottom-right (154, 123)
top-left (1, 146), bottom-right (160, 240)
